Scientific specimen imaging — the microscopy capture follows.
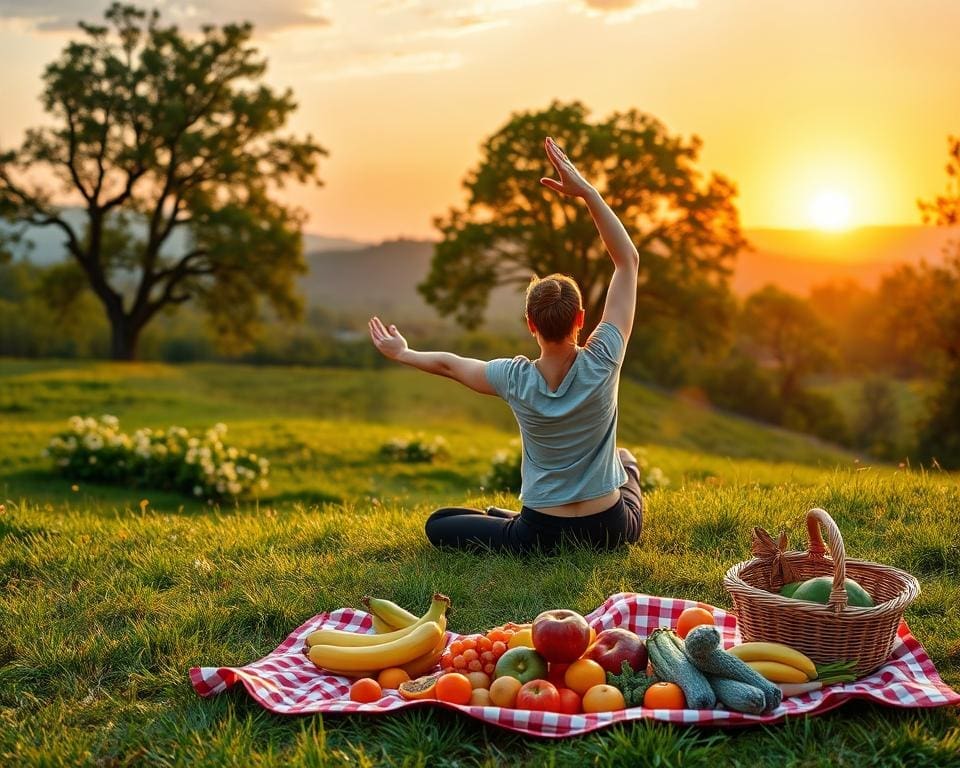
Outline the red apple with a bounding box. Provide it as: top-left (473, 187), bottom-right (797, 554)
top-left (557, 687), bottom-right (582, 714)
top-left (585, 628), bottom-right (648, 674)
top-left (515, 679), bottom-right (560, 712)
top-left (547, 662), bottom-right (570, 688)
top-left (494, 646), bottom-right (548, 684)
top-left (532, 610), bottom-right (591, 663)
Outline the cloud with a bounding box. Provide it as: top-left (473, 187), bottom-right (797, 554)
top-left (0, 0), bottom-right (331, 33)
top-left (578, 0), bottom-right (697, 22)
top-left (313, 49), bottom-right (463, 80)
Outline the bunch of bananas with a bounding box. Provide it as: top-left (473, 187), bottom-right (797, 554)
top-left (304, 593), bottom-right (450, 678)
top-left (727, 642), bottom-right (817, 683)
top-left (728, 642), bottom-right (856, 684)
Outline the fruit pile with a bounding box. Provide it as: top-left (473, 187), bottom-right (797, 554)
top-left (306, 598), bottom-right (859, 712)
top-left (303, 593), bottom-right (450, 699)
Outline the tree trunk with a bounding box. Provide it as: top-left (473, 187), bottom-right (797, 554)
top-left (108, 312), bottom-right (141, 361)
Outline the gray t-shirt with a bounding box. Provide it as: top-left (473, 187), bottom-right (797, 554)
top-left (485, 321), bottom-right (628, 508)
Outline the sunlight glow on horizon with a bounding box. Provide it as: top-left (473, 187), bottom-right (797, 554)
top-left (808, 190), bottom-right (853, 232)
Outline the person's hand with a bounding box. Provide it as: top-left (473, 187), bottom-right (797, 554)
top-left (368, 316), bottom-right (408, 360)
top-left (540, 136), bottom-right (594, 198)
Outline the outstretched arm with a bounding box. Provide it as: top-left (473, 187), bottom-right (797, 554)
top-left (368, 316), bottom-right (496, 395)
top-left (541, 137), bottom-right (639, 341)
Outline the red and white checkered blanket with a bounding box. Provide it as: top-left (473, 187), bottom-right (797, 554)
top-left (190, 592), bottom-right (960, 737)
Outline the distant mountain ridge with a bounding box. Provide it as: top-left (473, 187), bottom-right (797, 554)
top-left (6, 212), bottom-right (956, 320)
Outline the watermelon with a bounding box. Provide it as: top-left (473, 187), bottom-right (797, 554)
top-left (779, 581), bottom-right (803, 598)
top-left (790, 576), bottom-right (874, 607)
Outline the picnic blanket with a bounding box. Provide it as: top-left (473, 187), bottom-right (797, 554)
top-left (190, 592), bottom-right (960, 737)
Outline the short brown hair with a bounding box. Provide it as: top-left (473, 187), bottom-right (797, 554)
top-left (525, 273), bottom-right (583, 342)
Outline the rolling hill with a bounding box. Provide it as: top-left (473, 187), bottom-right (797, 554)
top-left (6, 211), bottom-right (956, 321)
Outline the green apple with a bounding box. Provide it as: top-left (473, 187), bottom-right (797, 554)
top-left (494, 646), bottom-right (548, 684)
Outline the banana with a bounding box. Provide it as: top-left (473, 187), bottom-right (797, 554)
top-left (746, 660), bottom-right (810, 684)
top-left (371, 615), bottom-right (397, 634)
top-left (726, 642), bottom-right (817, 679)
top-left (319, 634), bottom-right (446, 680)
top-left (399, 633), bottom-right (447, 678)
top-left (308, 620), bottom-right (444, 674)
top-left (305, 595), bottom-right (449, 648)
top-left (363, 596), bottom-right (420, 629)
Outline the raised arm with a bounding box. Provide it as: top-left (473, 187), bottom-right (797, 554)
top-left (367, 316), bottom-right (496, 395)
top-left (541, 137), bottom-right (639, 341)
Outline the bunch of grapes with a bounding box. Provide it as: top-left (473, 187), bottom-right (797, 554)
top-left (440, 625), bottom-right (523, 676)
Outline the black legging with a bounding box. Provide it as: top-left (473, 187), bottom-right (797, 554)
top-left (425, 449), bottom-right (643, 554)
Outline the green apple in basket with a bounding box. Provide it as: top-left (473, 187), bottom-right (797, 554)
top-left (786, 576), bottom-right (874, 607)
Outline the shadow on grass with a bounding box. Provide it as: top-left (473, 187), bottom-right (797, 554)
top-left (0, 469), bottom-right (354, 515)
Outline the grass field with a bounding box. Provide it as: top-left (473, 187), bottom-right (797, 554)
top-left (1, 359), bottom-right (958, 767)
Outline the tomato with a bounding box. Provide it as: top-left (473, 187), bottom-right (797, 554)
top-left (557, 687), bottom-right (582, 714)
top-left (643, 681), bottom-right (686, 709)
top-left (349, 678), bottom-right (382, 703)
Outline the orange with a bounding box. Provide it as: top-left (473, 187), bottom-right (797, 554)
top-left (643, 681), bottom-right (686, 709)
top-left (489, 675), bottom-right (522, 708)
top-left (398, 675), bottom-right (438, 701)
top-left (581, 684), bottom-right (625, 713)
top-left (435, 672), bottom-right (473, 705)
top-left (676, 606), bottom-right (715, 639)
top-left (349, 677), bottom-right (382, 703)
top-left (564, 658), bottom-right (607, 697)
top-left (377, 667), bottom-right (411, 690)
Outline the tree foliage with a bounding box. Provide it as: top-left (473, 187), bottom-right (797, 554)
top-left (913, 135), bottom-right (960, 468)
top-left (739, 285), bottom-right (837, 400)
top-left (0, 3), bottom-right (325, 359)
top-left (419, 101), bottom-right (746, 366)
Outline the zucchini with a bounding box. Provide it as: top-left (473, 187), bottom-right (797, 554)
top-left (682, 626), bottom-right (782, 712)
top-left (707, 676), bottom-right (767, 715)
top-left (646, 629), bottom-right (717, 709)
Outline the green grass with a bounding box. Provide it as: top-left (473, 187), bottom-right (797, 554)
top-left (1, 359), bottom-right (958, 767)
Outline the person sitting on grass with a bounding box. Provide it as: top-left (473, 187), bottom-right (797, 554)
top-left (368, 136), bottom-right (641, 553)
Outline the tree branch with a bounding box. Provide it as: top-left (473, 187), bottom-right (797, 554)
top-left (63, 106), bottom-right (92, 203)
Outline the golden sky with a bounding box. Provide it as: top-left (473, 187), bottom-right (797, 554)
top-left (1, 0), bottom-right (958, 241)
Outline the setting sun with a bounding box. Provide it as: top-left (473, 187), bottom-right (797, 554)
top-left (808, 190), bottom-right (853, 231)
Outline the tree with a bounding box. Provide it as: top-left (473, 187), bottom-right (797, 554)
top-left (913, 135), bottom-right (960, 467)
top-left (419, 101), bottom-right (746, 354)
top-left (739, 285), bottom-right (837, 402)
top-left (0, 3), bottom-right (325, 360)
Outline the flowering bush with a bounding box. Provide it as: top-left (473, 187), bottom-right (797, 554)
top-left (379, 433), bottom-right (448, 463)
top-left (483, 443), bottom-right (669, 494)
top-left (45, 416), bottom-right (269, 501)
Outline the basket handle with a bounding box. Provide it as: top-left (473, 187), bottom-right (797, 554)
top-left (805, 508), bottom-right (848, 613)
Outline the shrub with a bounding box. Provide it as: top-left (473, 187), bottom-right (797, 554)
top-left (916, 365), bottom-right (960, 470)
top-left (45, 416), bottom-right (269, 501)
top-left (378, 433), bottom-right (448, 463)
top-left (853, 377), bottom-right (903, 460)
top-left (483, 443), bottom-right (669, 495)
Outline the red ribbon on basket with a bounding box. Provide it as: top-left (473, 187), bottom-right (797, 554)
top-left (750, 526), bottom-right (799, 591)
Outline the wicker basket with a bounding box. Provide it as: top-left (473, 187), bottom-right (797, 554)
top-left (724, 508), bottom-right (920, 677)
